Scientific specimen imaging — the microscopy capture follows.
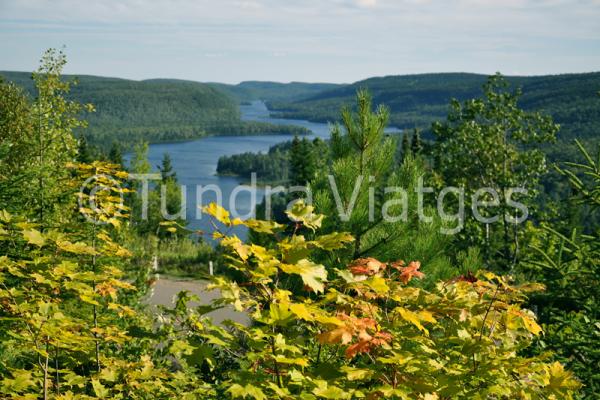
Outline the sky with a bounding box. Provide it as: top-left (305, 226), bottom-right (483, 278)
top-left (1, 0), bottom-right (599, 84)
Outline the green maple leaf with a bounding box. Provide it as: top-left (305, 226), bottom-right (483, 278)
top-left (280, 259), bottom-right (327, 293)
top-left (22, 229), bottom-right (45, 247)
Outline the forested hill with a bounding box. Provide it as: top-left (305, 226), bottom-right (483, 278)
top-left (208, 81), bottom-right (344, 103)
top-left (0, 72), bottom-right (310, 147)
top-left (268, 72), bottom-right (600, 144)
top-left (4, 70), bottom-right (598, 150)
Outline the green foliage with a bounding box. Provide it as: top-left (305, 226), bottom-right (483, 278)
top-left (310, 90), bottom-right (453, 281)
top-left (196, 201), bottom-right (580, 399)
top-left (217, 142), bottom-right (291, 184)
top-left (158, 153), bottom-right (176, 183)
top-left (290, 136), bottom-right (318, 186)
top-left (107, 142), bottom-right (123, 167)
top-left (0, 52), bottom-right (214, 397)
top-left (76, 135), bottom-right (94, 163)
top-left (217, 137), bottom-right (328, 186)
top-left (0, 49), bottom-right (590, 400)
top-left (400, 132), bottom-right (411, 161)
top-left (127, 142), bottom-right (188, 239)
top-left (411, 128), bottom-right (423, 155)
top-left (0, 71), bottom-right (312, 149)
top-left (0, 78), bottom-right (34, 177)
top-left (433, 74), bottom-right (558, 269)
top-left (268, 72), bottom-right (600, 146)
top-left (520, 140), bottom-right (600, 398)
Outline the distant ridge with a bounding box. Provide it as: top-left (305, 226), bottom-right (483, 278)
top-left (207, 81), bottom-right (344, 103)
top-left (267, 71), bottom-right (600, 146)
top-left (2, 70), bottom-right (599, 152)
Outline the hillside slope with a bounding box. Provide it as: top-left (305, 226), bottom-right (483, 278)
top-left (268, 72), bottom-right (600, 143)
top-left (0, 72), bottom-right (266, 146)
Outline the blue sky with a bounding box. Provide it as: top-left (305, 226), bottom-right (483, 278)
top-left (1, 0), bottom-right (599, 83)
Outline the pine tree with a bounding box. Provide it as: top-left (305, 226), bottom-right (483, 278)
top-left (290, 136), bottom-right (302, 186)
top-left (108, 141), bottom-right (123, 166)
top-left (289, 136), bottom-right (316, 186)
top-left (301, 138), bottom-right (316, 183)
top-left (401, 132), bottom-right (411, 160)
top-left (158, 153), bottom-right (177, 182)
top-left (411, 128), bottom-right (423, 155)
top-left (312, 137), bottom-right (329, 173)
top-left (312, 90), bottom-right (453, 280)
top-left (77, 135), bottom-right (93, 163)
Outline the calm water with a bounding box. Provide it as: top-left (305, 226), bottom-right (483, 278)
top-left (138, 101), bottom-right (332, 240)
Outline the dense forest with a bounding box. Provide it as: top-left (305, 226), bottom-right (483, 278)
top-left (0, 71), bottom-right (311, 148)
top-left (268, 72), bottom-right (600, 153)
top-left (216, 138), bottom-right (330, 184)
top-left (217, 141), bottom-right (292, 183)
top-left (0, 50), bottom-right (598, 399)
top-left (4, 70), bottom-right (598, 158)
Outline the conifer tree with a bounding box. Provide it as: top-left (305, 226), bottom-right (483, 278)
top-left (521, 140), bottom-right (600, 397)
top-left (411, 128), bottom-right (423, 155)
top-left (290, 136), bottom-right (302, 184)
top-left (77, 135), bottom-right (93, 163)
top-left (401, 132), bottom-right (411, 160)
top-left (108, 141), bottom-right (123, 166)
top-left (290, 136), bottom-right (316, 186)
top-left (312, 90), bottom-right (453, 279)
top-left (158, 153), bottom-right (177, 182)
top-left (158, 153), bottom-right (184, 230)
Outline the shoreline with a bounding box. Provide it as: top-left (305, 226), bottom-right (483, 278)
top-left (214, 172), bottom-right (288, 187)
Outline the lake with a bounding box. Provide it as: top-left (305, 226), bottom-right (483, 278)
top-left (139, 100), bottom-right (332, 240)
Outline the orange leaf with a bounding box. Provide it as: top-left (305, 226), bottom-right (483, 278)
top-left (345, 340), bottom-right (372, 358)
top-left (317, 327), bottom-right (353, 345)
top-left (348, 257), bottom-right (386, 276)
top-left (399, 261), bottom-right (425, 284)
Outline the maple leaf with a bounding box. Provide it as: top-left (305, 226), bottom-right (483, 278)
top-left (280, 259), bottom-right (328, 293)
top-left (345, 340), bottom-right (372, 358)
top-left (399, 261), bottom-right (425, 284)
top-left (202, 203), bottom-right (231, 225)
top-left (317, 327), bottom-right (354, 345)
top-left (285, 200), bottom-right (324, 231)
top-left (348, 257), bottom-right (386, 276)
top-left (345, 331), bottom-right (392, 358)
top-left (96, 282), bottom-right (117, 297)
top-left (22, 229), bottom-right (45, 247)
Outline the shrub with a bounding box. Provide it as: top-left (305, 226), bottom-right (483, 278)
top-left (177, 201), bottom-right (581, 399)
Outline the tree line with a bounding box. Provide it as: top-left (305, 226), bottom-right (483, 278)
top-left (0, 71), bottom-right (311, 150)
